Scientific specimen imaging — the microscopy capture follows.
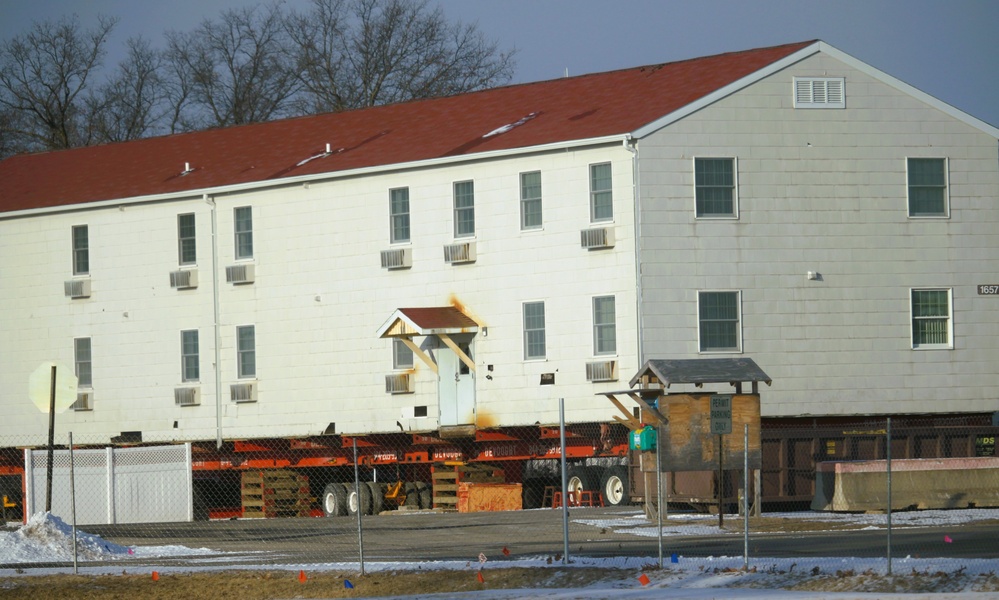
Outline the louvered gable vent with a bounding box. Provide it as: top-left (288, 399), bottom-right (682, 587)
top-left (794, 77), bottom-right (845, 109)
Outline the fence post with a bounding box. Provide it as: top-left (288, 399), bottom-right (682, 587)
top-left (656, 422), bottom-right (665, 569)
top-left (886, 417), bottom-right (892, 576)
top-left (69, 432), bottom-right (78, 574)
top-left (353, 438), bottom-right (365, 575)
top-left (743, 423), bottom-right (749, 570)
top-left (559, 398), bottom-right (569, 565)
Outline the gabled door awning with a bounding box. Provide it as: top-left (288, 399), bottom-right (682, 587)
top-left (376, 307), bottom-right (480, 374)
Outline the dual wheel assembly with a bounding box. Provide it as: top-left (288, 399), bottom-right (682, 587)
top-left (566, 465), bottom-right (629, 506)
top-left (322, 481), bottom-right (432, 517)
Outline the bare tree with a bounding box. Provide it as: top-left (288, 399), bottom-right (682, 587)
top-left (164, 3), bottom-right (301, 130)
top-left (0, 15), bottom-right (117, 155)
top-left (86, 37), bottom-right (167, 144)
top-left (288, 0), bottom-right (515, 114)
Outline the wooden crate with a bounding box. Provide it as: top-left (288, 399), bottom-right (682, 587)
top-left (431, 463), bottom-right (504, 510)
top-left (457, 482), bottom-right (523, 513)
top-left (241, 470), bottom-right (311, 518)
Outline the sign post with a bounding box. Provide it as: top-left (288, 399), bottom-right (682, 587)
top-left (710, 395), bottom-right (733, 527)
top-left (28, 362), bottom-right (78, 512)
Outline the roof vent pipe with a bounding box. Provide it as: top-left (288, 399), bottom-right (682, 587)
top-left (325, 143), bottom-right (331, 154)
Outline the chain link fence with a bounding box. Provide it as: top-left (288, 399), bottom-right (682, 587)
top-left (1, 410), bottom-right (997, 573)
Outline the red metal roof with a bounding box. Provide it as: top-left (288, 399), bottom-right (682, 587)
top-left (394, 307), bottom-right (480, 333)
top-left (0, 41), bottom-right (814, 214)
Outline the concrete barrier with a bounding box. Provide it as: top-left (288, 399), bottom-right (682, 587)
top-left (812, 456), bottom-right (999, 512)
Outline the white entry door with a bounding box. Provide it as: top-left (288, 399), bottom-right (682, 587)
top-left (437, 341), bottom-right (475, 427)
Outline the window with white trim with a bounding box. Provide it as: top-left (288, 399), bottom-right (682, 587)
top-left (911, 289), bottom-right (952, 349)
top-left (907, 158), bottom-right (949, 217)
top-left (75, 337), bottom-right (92, 387)
top-left (237, 325), bottom-right (256, 378)
top-left (523, 301), bottom-right (546, 359)
top-left (698, 291), bottom-right (741, 352)
top-left (389, 187), bottom-right (410, 243)
top-left (72, 225), bottom-right (89, 275)
top-left (234, 206), bottom-right (253, 259)
top-left (520, 171), bottom-right (542, 230)
top-left (589, 163), bottom-right (613, 222)
top-left (794, 77), bottom-right (845, 108)
top-left (393, 339), bottom-right (414, 369)
top-left (593, 296), bottom-right (616, 355)
top-left (453, 181), bottom-right (475, 238)
top-left (181, 330), bottom-right (200, 382)
top-left (178, 213), bottom-right (196, 265)
top-left (695, 158), bottom-right (737, 217)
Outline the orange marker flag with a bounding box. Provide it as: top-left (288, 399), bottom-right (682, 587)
top-left (638, 573), bottom-right (650, 586)
top-left (299, 570), bottom-right (308, 583)
top-left (151, 571), bottom-right (159, 581)
top-left (476, 571), bottom-right (485, 584)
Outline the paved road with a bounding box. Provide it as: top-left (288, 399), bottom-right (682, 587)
top-left (7, 506), bottom-right (999, 569)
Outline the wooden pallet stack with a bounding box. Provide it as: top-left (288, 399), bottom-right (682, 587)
top-left (240, 470), bottom-right (312, 518)
top-left (431, 463), bottom-right (504, 511)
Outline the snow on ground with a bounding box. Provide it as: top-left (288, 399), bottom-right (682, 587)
top-left (574, 507), bottom-right (999, 538)
top-left (1, 511), bottom-right (998, 599)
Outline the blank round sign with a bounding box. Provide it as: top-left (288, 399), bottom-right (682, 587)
top-left (29, 362), bottom-right (79, 414)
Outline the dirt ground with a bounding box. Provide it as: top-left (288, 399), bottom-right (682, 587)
top-left (0, 568), bottom-right (622, 599)
top-left (3, 564), bottom-right (999, 599)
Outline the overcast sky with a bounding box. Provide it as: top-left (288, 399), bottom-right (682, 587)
top-left (1, 0), bottom-right (997, 128)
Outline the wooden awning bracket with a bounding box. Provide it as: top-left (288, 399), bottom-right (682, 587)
top-left (626, 392), bottom-right (666, 426)
top-left (603, 393), bottom-right (643, 431)
top-left (438, 333), bottom-right (476, 372)
top-left (399, 337), bottom-right (438, 374)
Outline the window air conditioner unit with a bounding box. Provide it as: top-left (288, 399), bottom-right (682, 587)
top-left (581, 227), bottom-right (615, 250)
top-left (230, 382), bottom-right (257, 403)
top-left (174, 387), bottom-right (201, 406)
top-left (585, 360), bottom-right (617, 383)
top-left (72, 391), bottom-right (93, 411)
top-left (170, 269), bottom-right (199, 289)
top-left (380, 248), bottom-right (412, 270)
top-left (64, 279), bottom-right (91, 299)
top-left (385, 373), bottom-right (413, 394)
top-left (443, 241), bottom-right (476, 264)
top-left (226, 263), bottom-right (255, 284)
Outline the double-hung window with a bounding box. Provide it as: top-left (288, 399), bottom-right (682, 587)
top-left (523, 301), bottom-right (546, 360)
top-left (593, 296), bottom-right (616, 355)
top-left (178, 214), bottom-right (196, 264)
top-left (907, 158), bottom-right (948, 217)
top-left (75, 337), bottom-right (92, 387)
top-left (589, 163), bottom-right (613, 222)
top-left (520, 171), bottom-right (542, 230)
top-left (72, 225), bottom-right (89, 275)
top-left (453, 181), bottom-right (475, 238)
top-left (698, 291), bottom-right (741, 352)
top-left (390, 187), bottom-right (410, 243)
top-left (181, 330), bottom-right (200, 382)
top-left (911, 289), bottom-right (952, 348)
top-left (393, 339), bottom-right (414, 369)
top-left (234, 207), bottom-right (253, 259)
top-left (695, 158), bottom-right (737, 217)
top-left (237, 325), bottom-right (256, 378)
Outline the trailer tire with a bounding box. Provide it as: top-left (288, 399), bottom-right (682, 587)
top-left (415, 482), bottom-right (432, 509)
top-left (323, 483), bottom-right (348, 517)
top-left (521, 479), bottom-right (545, 509)
top-left (346, 483), bottom-right (372, 516)
top-left (367, 481), bottom-right (384, 515)
top-left (600, 467), bottom-right (629, 506)
top-left (403, 482), bottom-right (419, 506)
top-left (566, 466), bottom-right (598, 502)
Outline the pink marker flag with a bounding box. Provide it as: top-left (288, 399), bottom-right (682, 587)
top-left (944, 535), bottom-right (953, 543)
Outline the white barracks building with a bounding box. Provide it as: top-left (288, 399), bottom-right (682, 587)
top-left (1, 41), bottom-right (997, 498)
